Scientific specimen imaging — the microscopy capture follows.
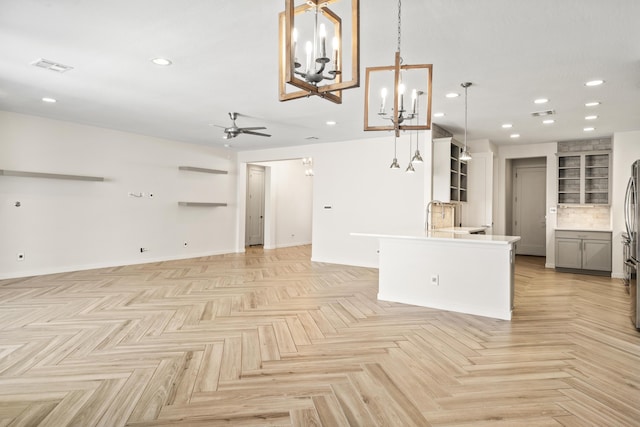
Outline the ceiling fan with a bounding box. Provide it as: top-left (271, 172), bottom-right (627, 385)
top-left (216, 112), bottom-right (271, 140)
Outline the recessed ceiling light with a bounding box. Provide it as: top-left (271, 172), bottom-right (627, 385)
top-left (584, 127), bottom-right (595, 132)
top-left (510, 133), bottom-right (520, 138)
top-left (543, 119), bottom-right (555, 124)
top-left (585, 115), bottom-right (598, 120)
top-left (151, 57), bottom-right (172, 66)
top-left (501, 124), bottom-right (513, 129)
top-left (585, 101), bottom-right (601, 107)
top-left (445, 93), bottom-right (459, 98)
top-left (326, 121), bottom-right (336, 126)
top-left (42, 97), bottom-right (57, 103)
top-left (585, 79), bottom-right (604, 87)
top-left (534, 98), bottom-right (549, 104)
top-left (433, 112), bottom-right (445, 117)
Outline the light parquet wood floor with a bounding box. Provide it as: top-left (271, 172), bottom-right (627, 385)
top-left (0, 246), bottom-right (638, 426)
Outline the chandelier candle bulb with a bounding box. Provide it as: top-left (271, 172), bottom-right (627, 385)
top-left (380, 87), bottom-right (387, 113)
top-left (399, 83), bottom-right (405, 112)
top-left (292, 28), bottom-right (298, 64)
top-left (319, 24), bottom-right (327, 58)
top-left (305, 41), bottom-right (312, 74)
top-left (411, 89), bottom-right (417, 115)
top-left (332, 36), bottom-right (339, 68)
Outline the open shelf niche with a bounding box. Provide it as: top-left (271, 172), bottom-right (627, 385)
top-left (177, 165), bottom-right (228, 207)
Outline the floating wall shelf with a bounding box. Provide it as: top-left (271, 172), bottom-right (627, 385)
top-left (178, 202), bottom-right (227, 207)
top-left (0, 169), bottom-right (104, 181)
top-left (178, 166), bottom-right (228, 174)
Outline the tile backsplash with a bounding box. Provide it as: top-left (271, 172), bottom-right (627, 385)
top-left (556, 206), bottom-right (611, 229)
top-left (429, 203), bottom-right (456, 229)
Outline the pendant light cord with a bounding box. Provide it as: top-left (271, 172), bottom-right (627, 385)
top-left (394, 135), bottom-right (398, 157)
top-left (464, 84), bottom-right (468, 148)
top-left (460, 82), bottom-right (472, 160)
top-left (397, 0), bottom-right (402, 54)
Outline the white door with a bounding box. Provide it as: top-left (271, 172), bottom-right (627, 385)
top-left (246, 165), bottom-right (265, 246)
top-left (514, 166), bottom-right (546, 256)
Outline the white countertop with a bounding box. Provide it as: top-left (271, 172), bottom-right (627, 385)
top-left (555, 227), bottom-right (612, 232)
top-left (433, 226), bottom-right (487, 234)
top-left (352, 230), bottom-right (520, 245)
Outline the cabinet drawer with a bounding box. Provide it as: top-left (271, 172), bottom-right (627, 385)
top-left (555, 230), bottom-right (611, 241)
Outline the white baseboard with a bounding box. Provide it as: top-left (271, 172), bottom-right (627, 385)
top-left (310, 256), bottom-right (379, 269)
top-left (0, 249), bottom-right (237, 280)
top-left (274, 241), bottom-right (312, 249)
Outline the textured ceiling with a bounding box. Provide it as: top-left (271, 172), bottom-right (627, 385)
top-left (0, 0), bottom-right (638, 151)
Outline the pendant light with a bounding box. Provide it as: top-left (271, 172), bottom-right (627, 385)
top-left (364, 0), bottom-right (432, 135)
top-left (405, 131), bottom-right (415, 173)
top-left (411, 91), bottom-right (424, 164)
top-left (279, 0), bottom-right (360, 104)
top-left (460, 82), bottom-right (472, 161)
top-left (390, 135), bottom-right (400, 169)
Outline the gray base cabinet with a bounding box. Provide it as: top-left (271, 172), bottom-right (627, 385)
top-left (555, 230), bottom-right (611, 275)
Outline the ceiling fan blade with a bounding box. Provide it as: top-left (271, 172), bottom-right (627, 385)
top-left (238, 126), bottom-right (267, 131)
top-left (240, 130), bottom-right (271, 137)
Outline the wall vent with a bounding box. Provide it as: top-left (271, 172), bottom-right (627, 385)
top-left (31, 58), bottom-right (74, 73)
top-left (531, 109), bottom-right (555, 117)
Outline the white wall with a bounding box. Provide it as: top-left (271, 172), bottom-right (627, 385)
top-left (258, 159), bottom-right (313, 249)
top-left (0, 111), bottom-right (237, 279)
top-left (495, 142), bottom-right (558, 267)
top-left (237, 133), bottom-right (432, 268)
top-left (611, 130), bottom-right (640, 279)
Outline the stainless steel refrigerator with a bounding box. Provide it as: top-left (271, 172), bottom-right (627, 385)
top-left (624, 160), bottom-right (640, 329)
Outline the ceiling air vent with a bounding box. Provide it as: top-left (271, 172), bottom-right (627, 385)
top-left (531, 109), bottom-right (555, 117)
top-left (31, 58), bottom-right (74, 73)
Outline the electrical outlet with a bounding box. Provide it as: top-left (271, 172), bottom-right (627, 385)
top-left (17, 252), bottom-right (25, 261)
top-left (430, 275), bottom-right (439, 286)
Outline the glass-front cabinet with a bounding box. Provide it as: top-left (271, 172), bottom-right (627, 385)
top-left (557, 151), bottom-right (610, 205)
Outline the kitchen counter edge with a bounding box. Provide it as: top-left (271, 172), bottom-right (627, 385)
top-left (351, 231), bottom-right (521, 245)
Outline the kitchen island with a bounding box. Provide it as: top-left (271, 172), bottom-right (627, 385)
top-left (352, 230), bottom-right (521, 320)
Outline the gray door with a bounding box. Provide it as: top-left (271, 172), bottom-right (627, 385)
top-left (514, 166), bottom-right (546, 256)
top-left (246, 165), bottom-right (265, 246)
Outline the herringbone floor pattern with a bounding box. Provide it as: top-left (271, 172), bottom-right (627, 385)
top-left (0, 246), bottom-right (638, 426)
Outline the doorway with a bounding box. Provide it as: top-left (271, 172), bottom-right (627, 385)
top-left (245, 165), bottom-right (265, 246)
top-left (512, 158), bottom-right (546, 256)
